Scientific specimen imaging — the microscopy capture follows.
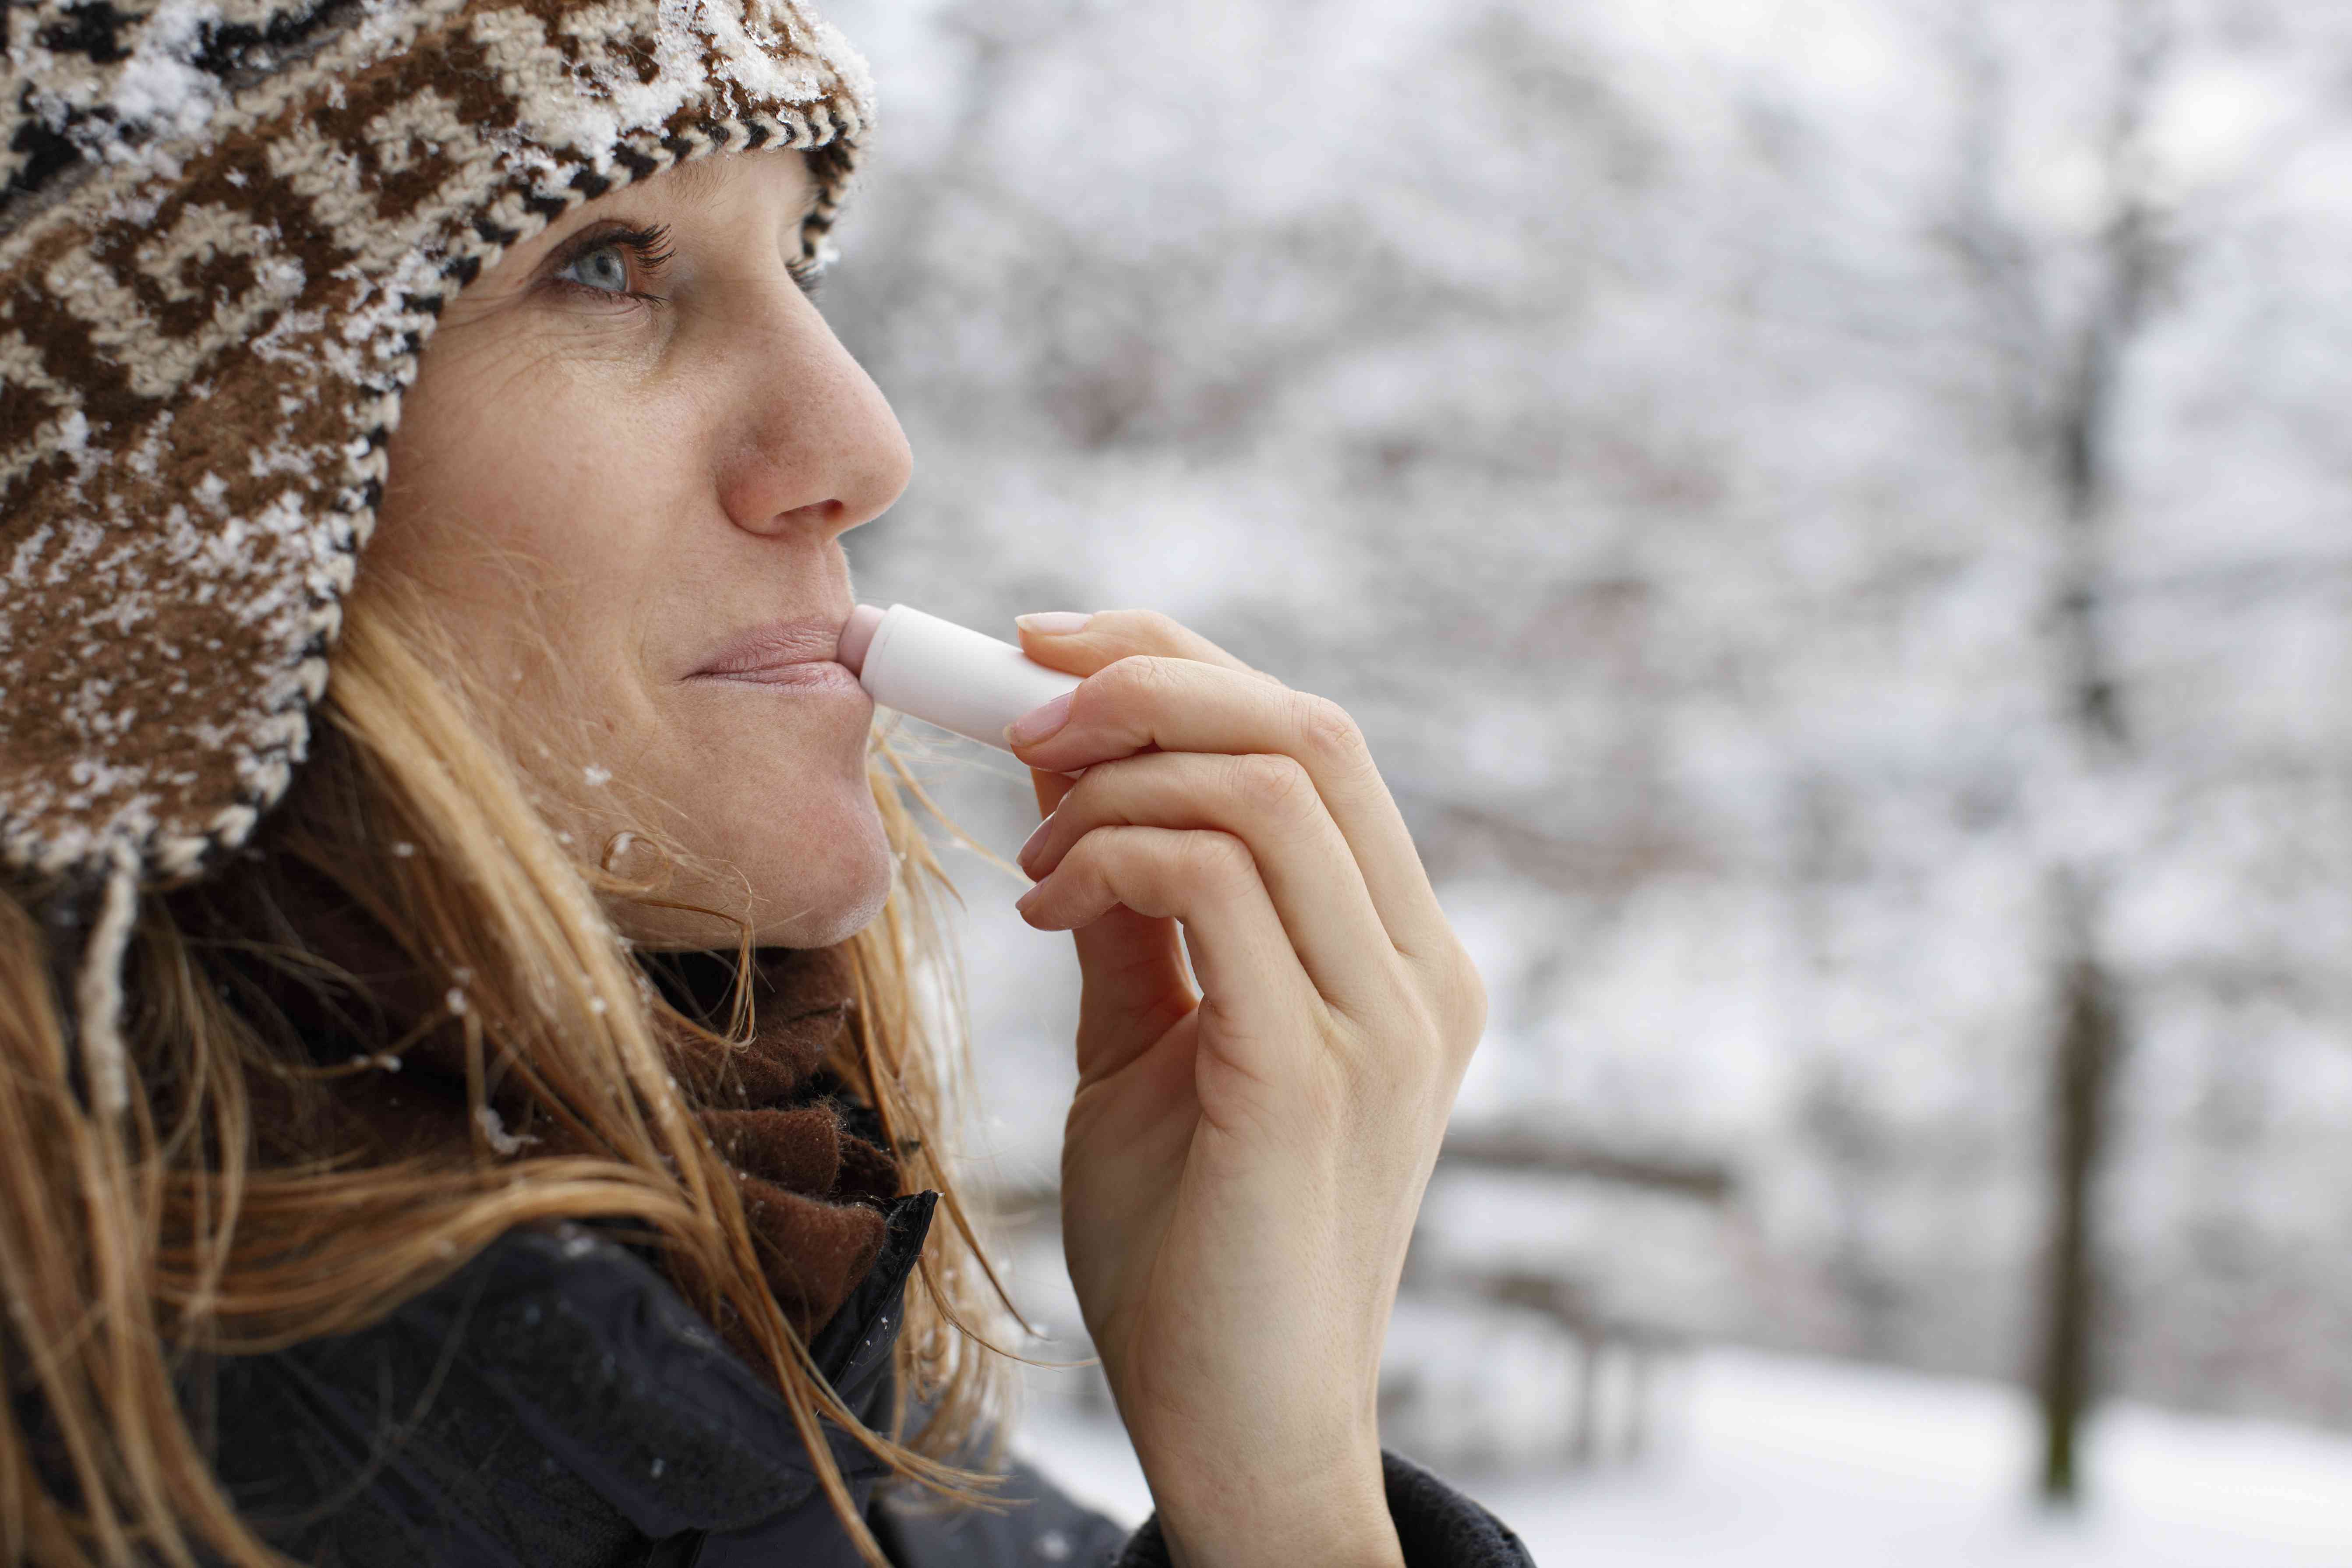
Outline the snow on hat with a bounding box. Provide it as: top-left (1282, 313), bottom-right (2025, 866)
top-left (1, 0), bottom-right (873, 1111)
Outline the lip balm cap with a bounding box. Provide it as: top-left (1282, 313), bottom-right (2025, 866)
top-left (836, 604), bottom-right (885, 676)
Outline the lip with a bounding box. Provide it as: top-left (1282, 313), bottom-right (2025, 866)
top-left (686, 614), bottom-right (867, 691)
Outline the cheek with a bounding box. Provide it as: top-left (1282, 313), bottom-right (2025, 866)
top-left (379, 348), bottom-right (674, 670)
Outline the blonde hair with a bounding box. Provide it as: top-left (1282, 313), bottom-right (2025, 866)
top-left (0, 568), bottom-right (1025, 1566)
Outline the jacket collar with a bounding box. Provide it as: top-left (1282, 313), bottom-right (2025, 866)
top-left (343, 1189), bottom-right (938, 1542)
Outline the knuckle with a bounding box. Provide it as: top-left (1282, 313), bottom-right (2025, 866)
top-left (1180, 829), bottom-right (1256, 886)
top-left (1123, 607), bottom-right (1187, 643)
top-left (1440, 946), bottom-right (1489, 1045)
top-left (1225, 751), bottom-right (1315, 815)
top-left (1059, 824), bottom-right (1135, 895)
top-left (1063, 752), bottom-right (1126, 799)
top-left (1102, 652), bottom-right (1180, 704)
top-left (1293, 692), bottom-right (1367, 763)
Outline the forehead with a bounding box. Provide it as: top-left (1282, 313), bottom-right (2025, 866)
top-left (652, 148), bottom-right (812, 207)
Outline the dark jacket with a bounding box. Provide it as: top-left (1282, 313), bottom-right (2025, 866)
top-left (193, 1187), bottom-right (1537, 1568)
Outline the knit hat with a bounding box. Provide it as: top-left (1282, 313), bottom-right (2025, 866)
top-left (0, 0), bottom-right (873, 1109)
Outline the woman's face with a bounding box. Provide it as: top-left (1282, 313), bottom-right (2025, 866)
top-left (373, 150), bottom-right (910, 950)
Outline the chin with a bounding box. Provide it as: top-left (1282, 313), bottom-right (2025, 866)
top-left (616, 762), bottom-right (895, 951)
top-left (748, 797), bottom-right (896, 948)
top-left (759, 858), bottom-right (893, 947)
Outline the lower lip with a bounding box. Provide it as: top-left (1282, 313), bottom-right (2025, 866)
top-left (688, 660), bottom-right (869, 695)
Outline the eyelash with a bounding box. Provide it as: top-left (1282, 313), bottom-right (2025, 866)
top-left (551, 224), bottom-right (675, 306)
top-left (550, 223), bottom-right (829, 305)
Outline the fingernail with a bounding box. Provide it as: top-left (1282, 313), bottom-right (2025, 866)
top-left (1016, 611), bottom-right (1094, 636)
top-left (1006, 690), bottom-right (1074, 748)
top-left (1017, 814), bottom-right (1053, 873)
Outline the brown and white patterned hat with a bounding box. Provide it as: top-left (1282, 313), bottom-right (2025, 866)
top-left (1, 0), bottom-right (872, 1106)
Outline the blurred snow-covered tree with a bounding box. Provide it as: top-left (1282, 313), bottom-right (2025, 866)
top-left (814, 0), bottom-right (2352, 1457)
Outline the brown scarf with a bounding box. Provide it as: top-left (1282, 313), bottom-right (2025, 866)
top-left (234, 869), bottom-right (903, 1358)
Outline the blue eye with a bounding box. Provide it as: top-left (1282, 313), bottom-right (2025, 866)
top-left (561, 242), bottom-right (632, 294)
top-left (550, 224), bottom-right (674, 303)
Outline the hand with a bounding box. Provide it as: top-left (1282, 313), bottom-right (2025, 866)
top-left (1006, 610), bottom-right (1488, 1568)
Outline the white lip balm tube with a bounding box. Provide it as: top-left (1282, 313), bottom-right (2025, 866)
top-left (836, 603), bottom-right (1083, 753)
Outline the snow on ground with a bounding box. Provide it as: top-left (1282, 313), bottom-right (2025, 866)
top-left (1011, 1346), bottom-right (2352, 1566)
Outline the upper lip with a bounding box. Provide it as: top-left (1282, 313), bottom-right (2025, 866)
top-left (688, 613), bottom-right (850, 678)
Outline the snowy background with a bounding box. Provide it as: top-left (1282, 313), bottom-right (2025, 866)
top-left (813, 0), bottom-right (2352, 1555)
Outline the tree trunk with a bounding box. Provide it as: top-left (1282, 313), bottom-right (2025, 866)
top-left (2035, 904), bottom-right (2119, 1504)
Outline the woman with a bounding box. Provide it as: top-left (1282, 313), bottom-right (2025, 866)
top-left (0, 3), bottom-right (1526, 1565)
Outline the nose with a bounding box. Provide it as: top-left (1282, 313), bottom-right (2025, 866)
top-left (711, 286), bottom-right (912, 543)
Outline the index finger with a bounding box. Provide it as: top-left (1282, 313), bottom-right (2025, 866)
top-left (1014, 608), bottom-right (1287, 685)
top-left (1009, 651), bottom-right (1454, 965)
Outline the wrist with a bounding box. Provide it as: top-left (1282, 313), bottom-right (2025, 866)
top-left (1162, 1503), bottom-right (1404, 1568)
top-left (1148, 1444), bottom-right (1403, 1568)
